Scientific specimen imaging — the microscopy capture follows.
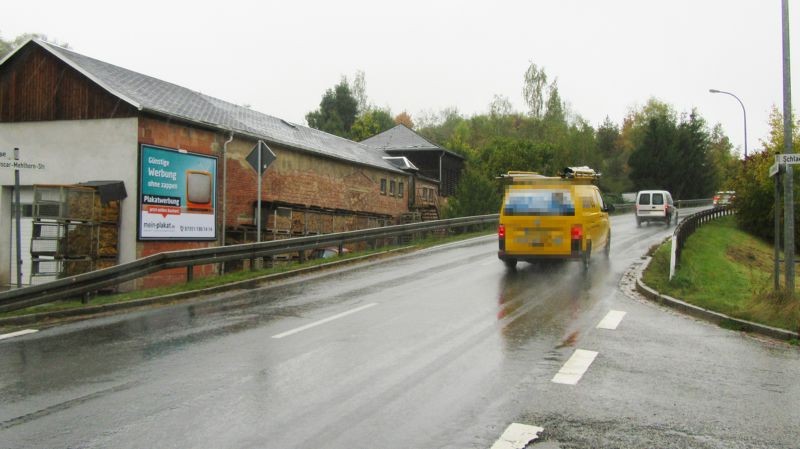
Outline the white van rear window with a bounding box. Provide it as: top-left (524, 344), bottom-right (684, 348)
top-left (652, 193), bottom-right (664, 205)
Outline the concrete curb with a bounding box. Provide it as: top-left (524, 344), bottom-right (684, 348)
top-left (0, 247), bottom-right (414, 329)
top-left (635, 256), bottom-right (799, 341)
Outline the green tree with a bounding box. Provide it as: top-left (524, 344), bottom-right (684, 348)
top-left (628, 112), bottom-right (678, 191)
top-left (732, 150), bottom-right (780, 243)
top-left (305, 78), bottom-right (359, 138)
top-left (480, 137), bottom-right (558, 184)
top-left (707, 123), bottom-right (738, 189)
top-left (489, 94), bottom-right (514, 117)
top-left (734, 107), bottom-right (800, 247)
top-left (543, 80), bottom-right (565, 124)
top-left (442, 165), bottom-right (500, 218)
top-left (596, 117), bottom-right (633, 194)
top-left (522, 62), bottom-right (548, 118)
top-left (674, 110), bottom-right (714, 199)
top-left (351, 108), bottom-right (395, 141)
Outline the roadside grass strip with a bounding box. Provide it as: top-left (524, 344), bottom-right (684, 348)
top-left (490, 423), bottom-right (544, 449)
top-left (271, 303), bottom-right (378, 339)
top-left (551, 349), bottom-right (599, 385)
top-left (596, 310), bottom-right (627, 330)
top-left (0, 329), bottom-right (38, 340)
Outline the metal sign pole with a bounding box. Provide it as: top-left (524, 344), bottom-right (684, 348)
top-left (257, 142), bottom-right (262, 244)
top-left (782, 0), bottom-right (794, 296)
top-left (13, 148), bottom-right (22, 288)
top-left (775, 172), bottom-right (782, 291)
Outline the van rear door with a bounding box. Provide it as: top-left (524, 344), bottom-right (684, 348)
top-left (638, 192), bottom-right (665, 217)
top-left (501, 187), bottom-right (575, 257)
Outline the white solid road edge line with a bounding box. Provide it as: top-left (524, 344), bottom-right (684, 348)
top-left (0, 329), bottom-right (39, 340)
top-left (552, 349), bottom-right (599, 385)
top-left (597, 310), bottom-right (627, 330)
top-left (271, 303), bottom-right (378, 339)
top-left (490, 423), bottom-right (544, 449)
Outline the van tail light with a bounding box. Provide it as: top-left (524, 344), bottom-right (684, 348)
top-left (498, 224), bottom-right (506, 239)
top-left (571, 224), bottom-right (583, 255)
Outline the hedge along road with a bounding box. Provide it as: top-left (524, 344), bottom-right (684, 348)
top-left (1, 209), bottom-right (798, 448)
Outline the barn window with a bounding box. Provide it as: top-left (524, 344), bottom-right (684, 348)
top-left (380, 179), bottom-right (387, 195)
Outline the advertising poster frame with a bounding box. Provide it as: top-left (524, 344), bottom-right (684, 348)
top-left (138, 144), bottom-right (218, 241)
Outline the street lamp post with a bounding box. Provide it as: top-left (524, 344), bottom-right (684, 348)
top-left (709, 89), bottom-right (748, 160)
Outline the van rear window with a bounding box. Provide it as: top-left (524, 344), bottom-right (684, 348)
top-left (503, 189), bottom-right (575, 216)
top-left (637, 193), bottom-right (651, 205)
top-left (652, 193), bottom-right (664, 205)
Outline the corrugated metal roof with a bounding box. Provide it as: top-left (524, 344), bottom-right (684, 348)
top-left (25, 40), bottom-right (403, 174)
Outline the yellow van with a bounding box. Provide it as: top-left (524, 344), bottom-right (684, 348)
top-left (497, 167), bottom-right (612, 270)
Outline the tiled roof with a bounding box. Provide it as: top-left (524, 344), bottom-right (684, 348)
top-left (361, 124), bottom-right (464, 159)
top-left (27, 40), bottom-right (403, 174)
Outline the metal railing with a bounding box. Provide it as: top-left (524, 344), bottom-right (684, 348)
top-left (0, 214), bottom-right (499, 313)
top-left (670, 206), bottom-right (734, 279)
top-left (610, 198), bottom-right (713, 215)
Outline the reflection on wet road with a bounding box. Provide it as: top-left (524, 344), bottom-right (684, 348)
top-left (1, 210), bottom-right (798, 448)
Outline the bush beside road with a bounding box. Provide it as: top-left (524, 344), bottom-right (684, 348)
top-left (643, 215), bottom-right (800, 337)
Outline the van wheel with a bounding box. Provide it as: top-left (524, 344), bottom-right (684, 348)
top-left (636, 217), bottom-right (641, 227)
top-left (503, 258), bottom-right (518, 270)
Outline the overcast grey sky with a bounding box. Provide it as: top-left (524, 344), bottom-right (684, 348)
top-left (3, 0), bottom-right (797, 155)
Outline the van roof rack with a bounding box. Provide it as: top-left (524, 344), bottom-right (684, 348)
top-left (497, 171), bottom-right (546, 181)
top-left (561, 166), bottom-right (601, 179)
top-left (499, 167), bottom-right (601, 185)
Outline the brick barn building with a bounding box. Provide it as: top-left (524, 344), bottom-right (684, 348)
top-left (0, 39), bottom-right (451, 288)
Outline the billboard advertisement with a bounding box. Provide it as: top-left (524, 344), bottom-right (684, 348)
top-left (139, 145), bottom-right (217, 240)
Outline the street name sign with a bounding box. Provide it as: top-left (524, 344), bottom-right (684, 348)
top-left (0, 151), bottom-right (46, 170)
top-left (776, 153), bottom-right (800, 164)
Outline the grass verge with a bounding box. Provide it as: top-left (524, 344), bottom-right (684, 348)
top-left (643, 215), bottom-right (800, 333)
top-left (1, 229), bottom-right (495, 320)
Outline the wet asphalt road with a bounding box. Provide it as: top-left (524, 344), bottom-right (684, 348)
top-left (1, 210), bottom-right (798, 449)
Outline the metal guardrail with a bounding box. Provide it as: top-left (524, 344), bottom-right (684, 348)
top-left (0, 214), bottom-right (500, 313)
top-left (669, 206), bottom-right (734, 279)
top-left (610, 198), bottom-right (714, 215)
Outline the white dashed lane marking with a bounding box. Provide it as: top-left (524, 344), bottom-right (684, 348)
top-left (271, 303), bottom-right (378, 339)
top-left (0, 329), bottom-right (38, 340)
top-left (490, 423), bottom-right (544, 449)
top-left (597, 310), bottom-right (627, 330)
top-left (552, 349), bottom-right (598, 385)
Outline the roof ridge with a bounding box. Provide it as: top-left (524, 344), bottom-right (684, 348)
top-left (19, 40), bottom-right (403, 173)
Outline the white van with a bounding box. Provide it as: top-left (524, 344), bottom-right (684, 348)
top-left (635, 190), bottom-right (677, 226)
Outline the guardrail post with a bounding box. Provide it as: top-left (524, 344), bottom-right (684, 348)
top-left (187, 265), bottom-right (194, 282)
top-left (299, 250), bottom-right (306, 263)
